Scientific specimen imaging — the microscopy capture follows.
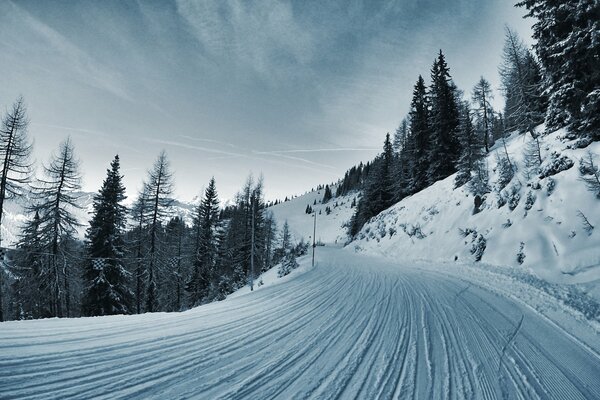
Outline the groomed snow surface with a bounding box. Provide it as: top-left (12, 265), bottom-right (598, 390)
top-left (2, 247), bottom-right (600, 399)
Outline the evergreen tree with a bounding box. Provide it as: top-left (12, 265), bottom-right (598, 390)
top-left (455, 102), bottom-right (483, 188)
top-left (164, 216), bottom-right (187, 311)
top-left (130, 184), bottom-right (150, 314)
top-left (9, 211), bottom-right (45, 319)
top-left (82, 155), bottom-right (132, 316)
top-left (408, 75), bottom-right (430, 193)
top-left (517, 0), bottom-right (600, 140)
top-left (0, 97), bottom-right (33, 321)
top-left (187, 177), bottom-right (220, 306)
top-left (31, 138), bottom-right (83, 318)
top-left (349, 134), bottom-right (395, 236)
top-left (472, 77), bottom-right (494, 152)
top-left (427, 50), bottom-right (461, 184)
top-left (322, 184), bottom-right (332, 203)
top-left (393, 118), bottom-right (409, 154)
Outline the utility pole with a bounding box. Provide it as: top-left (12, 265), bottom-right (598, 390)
top-left (312, 211), bottom-right (317, 267)
top-left (250, 196), bottom-right (255, 291)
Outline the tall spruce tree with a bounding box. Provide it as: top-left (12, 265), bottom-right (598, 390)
top-left (82, 155), bottom-right (131, 316)
top-left (408, 75), bottom-right (430, 193)
top-left (164, 216), bottom-right (187, 311)
top-left (427, 50), bottom-right (461, 184)
top-left (32, 138), bottom-right (83, 318)
top-left (349, 134), bottom-right (395, 236)
top-left (187, 177), bottom-right (220, 306)
top-left (517, 0), bottom-right (599, 140)
top-left (455, 102), bottom-right (483, 188)
top-left (9, 211), bottom-right (45, 319)
top-left (0, 97), bottom-right (33, 321)
top-left (130, 184), bottom-right (150, 313)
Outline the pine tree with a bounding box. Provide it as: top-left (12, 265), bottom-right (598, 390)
top-left (82, 155), bottom-right (132, 316)
top-left (393, 119), bottom-right (409, 154)
top-left (427, 50), bottom-right (461, 184)
top-left (9, 211), bottom-right (45, 319)
top-left (0, 97), bottom-right (33, 321)
top-left (472, 77), bottom-right (494, 153)
top-left (408, 75), bottom-right (430, 193)
top-left (349, 134), bottom-right (395, 236)
top-left (187, 177), bottom-right (220, 306)
top-left (31, 137), bottom-right (83, 318)
top-left (130, 184), bottom-right (150, 314)
top-left (142, 151), bottom-right (174, 312)
top-left (322, 184), bottom-right (332, 203)
top-left (517, 0), bottom-right (600, 140)
top-left (164, 216), bottom-right (187, 311)
top-left (455, 102), bottom-right (483, 188)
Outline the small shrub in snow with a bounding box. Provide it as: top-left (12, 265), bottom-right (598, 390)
top-left (505, 184), bottom-right (521, 211)
top-left (388, 227), bottom-right (396, 238)
top-left (470, 234), bottom-right (486, 262)
top-left (524, 191), bottom-right (536, 211)
top-left (569, 230), bottom-right (576, 238)
top-left (496, 192), bottom-right (507, 208)
top-left (277, 252), bottom-right (299, 278)
top-left (517, 242), bottom-right (526, 264)
top-left (495, 151), bottom-right (515, 190)
top-left (578, 152), bottom-right (600, 198)
top-left (458, 227), bottom-right (477, 238)
top-left (576, 210), bottom-right (595, 235)
top-left (545, 177), bottom-right (556, 196)
top-left (539, 151), bottom-right (574, 179)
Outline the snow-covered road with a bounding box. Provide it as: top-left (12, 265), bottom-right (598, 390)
top-left (1, 247), bottom-right (599, 399)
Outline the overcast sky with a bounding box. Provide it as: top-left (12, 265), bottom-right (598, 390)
top-left (0, 0), bottom-right (533, 202)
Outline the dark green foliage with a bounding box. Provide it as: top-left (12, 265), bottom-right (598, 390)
top-left (427, 50), bottom-right (461, 184)
top-left (322, 185), bottom-right (332, 203)
top-left (408, 75), bottom-right (430, 193)
top-left (187, 177), bottom-right (220, 306)
top-left (82, 155), bottom-right (132, 316)
top-left (517, 0), bottom-right (600, 140)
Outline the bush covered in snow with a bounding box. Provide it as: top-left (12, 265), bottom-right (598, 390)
top-left (539, 151), bottom-right (574, 179)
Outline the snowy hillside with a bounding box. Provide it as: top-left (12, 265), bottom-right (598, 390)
top-left (268, 187), bottom-right (355, 245)
top-left (351, 129), bottom-right (600, 293)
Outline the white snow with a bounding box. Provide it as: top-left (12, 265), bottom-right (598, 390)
top-left (268, 186), bottom-right (355, 245)
top-left (1, 246), bottom-right (599, 399)
top-left (351, 129), bottom-right (600, 297)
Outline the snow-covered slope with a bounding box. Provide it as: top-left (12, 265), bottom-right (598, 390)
top-left (268, 187), bottom-right (355, 245)
top-left (351, 129), bottom-right (600, 291)
top-left (2, 246), bottom-right (599, 399)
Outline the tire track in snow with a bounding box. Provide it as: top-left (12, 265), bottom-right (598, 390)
top-left (1, 247), bottom-right (599, 399)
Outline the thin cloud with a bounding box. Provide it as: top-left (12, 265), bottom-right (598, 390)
top-left (256, 147), bottom-right (380, 155)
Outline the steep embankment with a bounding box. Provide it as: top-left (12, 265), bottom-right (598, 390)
top-left (351, 129), bottom-right (600, 293)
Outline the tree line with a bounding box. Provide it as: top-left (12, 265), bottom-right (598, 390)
top-left (348, 0), bottom-right (599, 236)
top-left (0, 104), bottom-right (303, 321)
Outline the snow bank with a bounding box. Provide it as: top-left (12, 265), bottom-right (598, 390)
top-left (351, 129), bottom-right (600, 292)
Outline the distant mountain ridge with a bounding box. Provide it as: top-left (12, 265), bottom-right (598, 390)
top-left (1, 191), bottom-right (197, 247)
